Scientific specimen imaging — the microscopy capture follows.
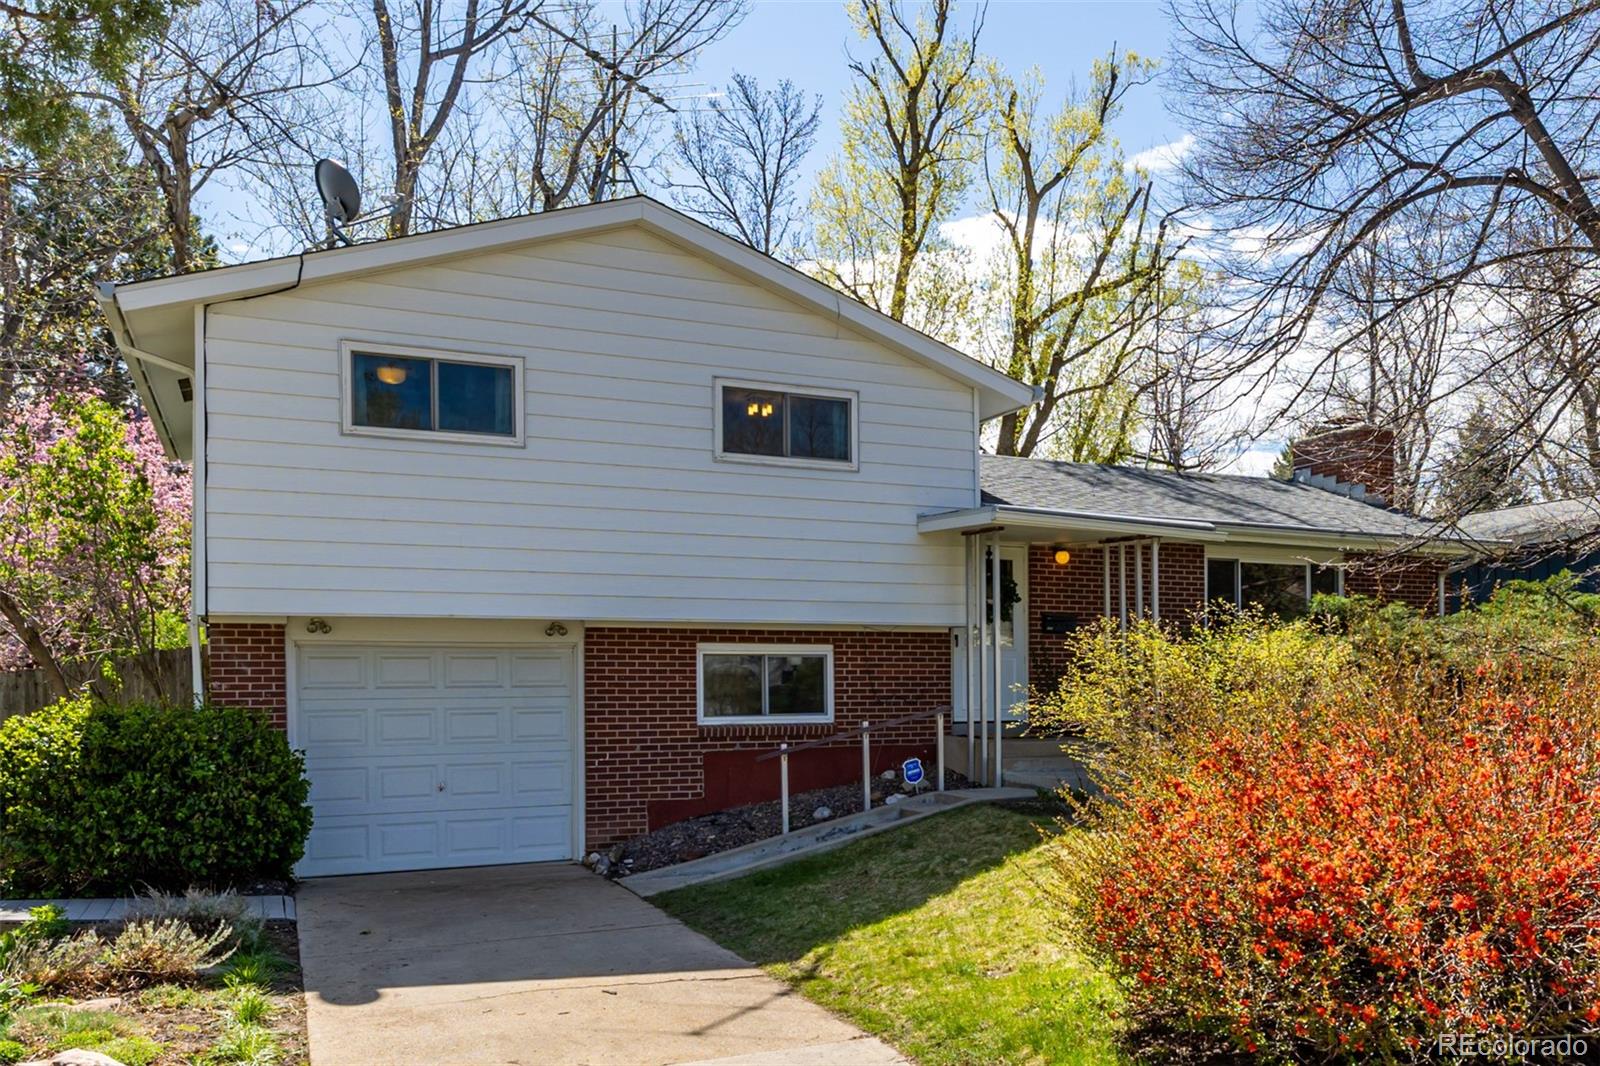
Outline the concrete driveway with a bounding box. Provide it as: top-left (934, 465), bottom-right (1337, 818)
top-left (296, 863), bottom-right (906, 1066)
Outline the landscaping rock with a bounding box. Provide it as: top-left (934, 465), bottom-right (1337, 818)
top-left (612, 768), bottom-right (976, 874)
top-left (49, 996), bottom-right (124, 1012)
top-left (884, 793), bottom-right (904, 805)
top-left (880, 769), bottom-right (897, 781)
top-left (22, 1051), bottom-right (129, 1066)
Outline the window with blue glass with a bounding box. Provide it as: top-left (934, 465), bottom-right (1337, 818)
top-left (717, 381), bottom-right (854, 466)
top-left (348, 347), bottom-right (518, 441)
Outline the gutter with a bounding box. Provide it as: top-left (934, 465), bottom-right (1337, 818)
top-left (95, 281), bottom-right (206, 707)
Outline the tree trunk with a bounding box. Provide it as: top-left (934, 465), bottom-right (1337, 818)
top-left (0, 590), bottom-right (72, 700)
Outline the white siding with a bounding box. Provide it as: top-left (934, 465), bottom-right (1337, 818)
top-left (204, 226), bottom-right (976, 625)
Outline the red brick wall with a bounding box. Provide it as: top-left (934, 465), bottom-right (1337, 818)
top-left (1293, 424), bottom-right (1398, 504)
top-left (206, 622), bottom-right (287, 728)
top-left (583, 627), bottom-right (950, 849)
top-left (1027, 541), bottom-right (1207, 687)
top-left (1344, 554), bottom-right (1444, 613)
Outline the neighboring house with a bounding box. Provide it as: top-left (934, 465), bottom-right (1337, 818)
top-left (1453, 496), bottom-right (1600, 603)
top-left (95, 197), bottom-right (1467, 878)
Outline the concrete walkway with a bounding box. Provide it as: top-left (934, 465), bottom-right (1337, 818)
top-left (296, 862), bottom-right (907, 1066)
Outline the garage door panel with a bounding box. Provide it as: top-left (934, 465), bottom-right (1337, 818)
top-left (511, 654), bottom-right (566, 687)
top-left (444, 652), bottom-right (503, 687)
top-left (301, 710), bottom-right (367, 746)
top-left (444, 707), bottom-right (504, 742)
top-left (446, 762), bottom-right (504, 797)
top-left (308, 766), bottom-right (369, 805)
top-left (301, 652), bottom-right (366, 688)
top-left (296, 644), bottom-right (576, 877)
top-left (374, 653), bottom-right (434, 686)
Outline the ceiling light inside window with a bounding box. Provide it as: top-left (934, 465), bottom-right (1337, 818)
top-left (375, 365), bottom-right (407, 385)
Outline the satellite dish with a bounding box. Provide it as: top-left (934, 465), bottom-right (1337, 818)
top-left (314, 158), bottom-right (361, 246)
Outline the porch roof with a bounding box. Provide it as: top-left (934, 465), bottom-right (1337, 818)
top-left (918, 456), bottom-right (1474, 554)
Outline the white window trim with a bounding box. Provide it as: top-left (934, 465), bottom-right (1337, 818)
top-left (696, 642), bottom-right (835, 726)
top-left (340, 339), bottom-right (526, 447)
top-left (712, 377), bottom-right (860, 471)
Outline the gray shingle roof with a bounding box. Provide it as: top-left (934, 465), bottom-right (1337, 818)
top-left (1455, 496), bottom-right (1600, 544)
top-left (979, 455), bottom-right (1440, 540)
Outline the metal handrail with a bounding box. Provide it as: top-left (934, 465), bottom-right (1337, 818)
top-left (752, 704), bottom-right (951, 762)
top-left (753, 704), bottom-right (950, 835)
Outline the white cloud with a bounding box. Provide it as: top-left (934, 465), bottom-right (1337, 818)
top-left (1127, 133), bottom-right (1195, 174)
top-left (1219, 439), bottom-right (1287, 476)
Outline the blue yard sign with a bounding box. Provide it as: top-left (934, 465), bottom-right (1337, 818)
top-left (902, 757), bottom-right (925, 786)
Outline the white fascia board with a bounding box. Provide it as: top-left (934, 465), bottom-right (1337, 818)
top-left (110, 199), bottom-right (648, 316)
top-left (918, 505), bottom-right (1227, 542)
top-left (105, 197), bottom-right (1035, 420)
top-left (1213, 525), bottom-right (1476, 557)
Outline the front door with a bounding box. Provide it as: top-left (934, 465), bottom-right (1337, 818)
top-left (952, 544), bottom-right (1029, 723)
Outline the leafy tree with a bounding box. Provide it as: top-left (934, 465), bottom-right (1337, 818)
top-left (0, 392), bottom-right (190, 700)
top-left (978, 51), bottom-right (1178, 459)
top-left (0, 0), bottom-right (177, 150)
top-left (1434, 403), bottom-right (1532, 519)
top-left (0, 108), bottom-right (176, 410)
top-left (809, 0), bottom-right (988, 330)
top-left (1269, 443), bottom-right (1293, 482)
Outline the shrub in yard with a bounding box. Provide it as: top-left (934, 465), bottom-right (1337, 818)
top-left (1029, 612), bottom-right (1355, 788)
top-left (0, 698), bottom-right (311, 894)
top-left (101, 920), bottom-right (235, 983)
top-left (0, 1039), bottom-right (23, 1065)
top-left (126, 889), bottom-right (262, 949)
top-left (1057, 658), bottom-right (1600, 1061)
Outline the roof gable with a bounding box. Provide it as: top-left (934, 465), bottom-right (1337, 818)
top-left (100, 197), bottom-right (1034, 457)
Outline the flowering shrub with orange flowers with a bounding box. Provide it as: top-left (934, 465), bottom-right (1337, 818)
top-left (1052, 655), bottom-right (1600, 1061)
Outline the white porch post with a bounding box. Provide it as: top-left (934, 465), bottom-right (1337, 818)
top-left (1102, 546), bottom-right (1110, 619)
top-left (1135, 541), bottom-right (1145, 620)
top-left (1118, 544), bottom-right (1128, 631)
top-left (990, 532), bottom-right (1003, 788)
top-left (965, 534), bottom-right (978, 780)
top-left (1152, 537), bottom-right (1162, 623)
top-left (977, 538), bottom-right (990, 784)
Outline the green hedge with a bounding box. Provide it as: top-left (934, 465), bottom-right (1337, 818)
top-left (0, 699), bottom-right (312, 895)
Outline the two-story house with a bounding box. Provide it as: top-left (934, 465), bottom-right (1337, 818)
top-left (97, 197), bottom-right (1463, 877)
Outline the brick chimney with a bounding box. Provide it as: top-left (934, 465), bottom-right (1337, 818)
top-left (1292, 421), bottom-right (1397, 506)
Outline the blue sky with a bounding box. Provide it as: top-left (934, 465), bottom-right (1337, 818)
top-left (680, 0), bottom-right (1185, 199)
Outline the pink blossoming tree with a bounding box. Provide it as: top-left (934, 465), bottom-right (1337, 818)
top-left (0, 391), bottom-right (191, 700)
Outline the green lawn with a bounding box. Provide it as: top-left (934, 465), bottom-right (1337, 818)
top-left (655, 803), bottom-right (1128, 1066)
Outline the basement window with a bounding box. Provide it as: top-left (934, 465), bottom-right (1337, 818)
top-left (697, 644), bottom-right (834, 725)
top-left (343, 342), bottom-right (523, 445)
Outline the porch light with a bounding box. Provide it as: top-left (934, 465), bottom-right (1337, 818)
top-left (375, 364), bottom-right (408, 385)
top-left (1053, 548), bottom-right (1071, 566)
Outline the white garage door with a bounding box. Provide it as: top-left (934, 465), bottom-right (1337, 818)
top-left (295, 644), bottom-right (577, 877)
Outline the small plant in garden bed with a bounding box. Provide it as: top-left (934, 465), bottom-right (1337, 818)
top-left (0, 898), bottom-right (306, 1066)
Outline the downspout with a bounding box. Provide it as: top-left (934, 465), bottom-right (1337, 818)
top-left (191, 305), bottom-right (207, 704)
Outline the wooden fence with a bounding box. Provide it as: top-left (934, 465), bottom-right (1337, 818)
top-left (0, 648), bottom-right (195, 722)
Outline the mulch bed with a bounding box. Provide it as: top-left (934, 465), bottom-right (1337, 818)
top-left (609, 768), bottom-right (976, 875)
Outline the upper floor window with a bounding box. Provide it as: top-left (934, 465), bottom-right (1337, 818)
top-left (714, 379), bottom-right (856, 469)
top-left (343, 342), bottom-right (523, 446)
